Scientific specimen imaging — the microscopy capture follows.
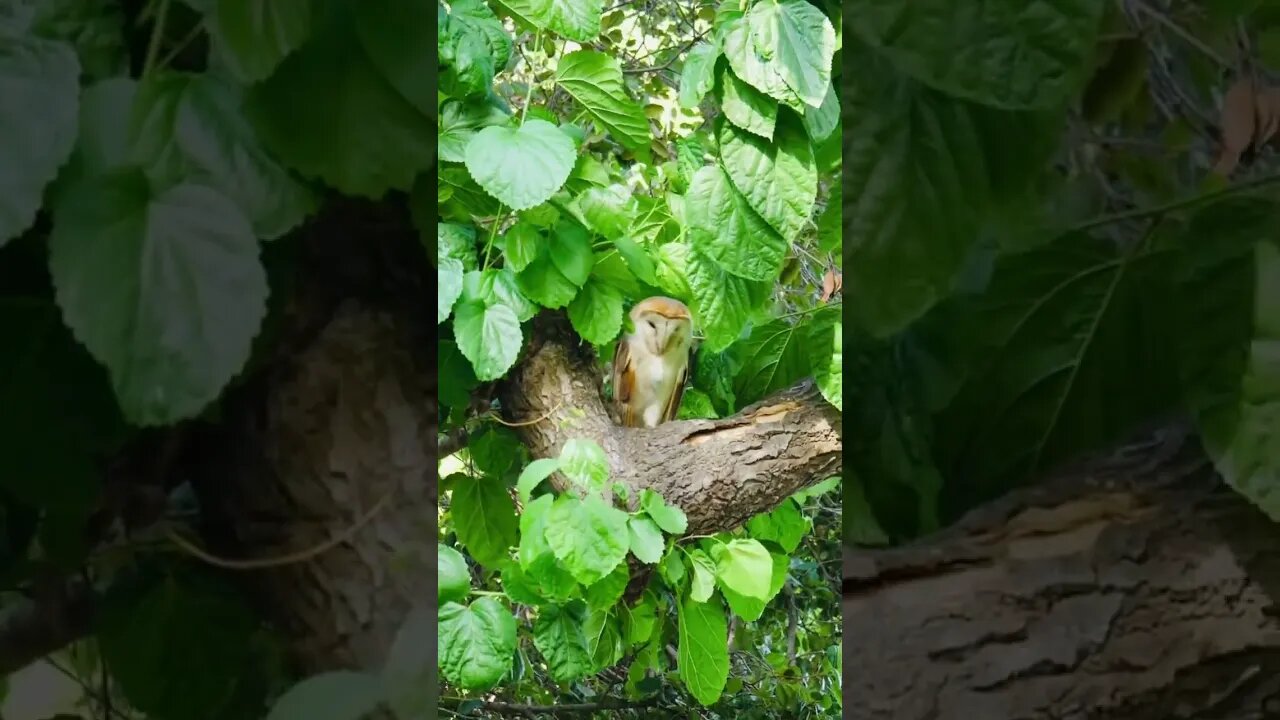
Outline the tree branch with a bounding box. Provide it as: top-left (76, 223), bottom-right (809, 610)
top-left (843, 433), bottom-right (1280, 719)
top-left (441, 698), bottom-right (659, 714)
top-left (499, 317), bottom-right (841, 535)
top-left (0, 581), bottom-right (93, 677)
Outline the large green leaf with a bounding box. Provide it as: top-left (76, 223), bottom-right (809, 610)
top-left (686, 245), bottom-right (769, 352)
top-left (453, 300), bottom-right (523, 382)
top-left (732, 315), bottom-right (816, 406)
top-left (246, 9), bottom-right (435, 198)
top-left (0, 34), bottom-right (78, 247)
top-left (132, 73), bottom-right (317, 240)
top-left (438, 545), bottom-right (471, 604)
top-left (439, 257), bottom-right (465, 324)
top-left (842, 50), bottom-right (987, 336)
top-left (543, 494), bottom-right (629, 585)
top-left (922, 233), bottom-right (1181, 517)
top-left (679, 42), bottom-right (720, 109)
top-left (685, 166), bottom-right (786, 282)
top-left (678, 593), bottom-right (729, 706)
top-left (712, 539), bottom-right (772, 600)
top-left (718, 113), bottom-right (815, 241)
top-left (803, 81), bottom-right (839, 142)
top-left (716, 61), bottom-right (776, 140)
top-left (526, 0), bottom-right (602, 41)
top-left (450, 475), bottom-right (519, 567)
top-left (438, 597), bottom-right (518, 690)
top-left (721, 0), bottom-right (835, 109)
top-left (265, 672), bottom-right (383, 720)
top-left (209, 0), bottom-right (312, 83)
top-left (516, 221), bottom-right (592, 307)
top-left (354, 0), bottom-right (441, 115)
top-left (99, 568), bottom-right (267, 720)
top-left (846, 0), bottom-right (1105, 109)
top-left (25, 0), bottom-right (127, 80)
top-left (49, 172), bottom-right (266, 426)
top-left (533, 601), bottom-right (593, 682)
top-left (465, 119), bottom-right (576, 210)
top-left (555, 50), bottom-right (650, 155)
top-left (568, 278), bottom-right (624, 345)
top-left (439, 98), bottom-right (510, 163)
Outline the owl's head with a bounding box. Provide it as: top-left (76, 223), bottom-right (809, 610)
top-left (630, 296), bottom-right (692, 355)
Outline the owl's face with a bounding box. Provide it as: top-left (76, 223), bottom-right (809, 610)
top-left (632, 303), bottom-right (691, 356)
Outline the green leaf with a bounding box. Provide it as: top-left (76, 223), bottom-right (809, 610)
top-left (624, 595), bottom-right (659, 645)
top-left (677, 387), bottom-right (719, 420)
top-left (131, 73), bottom-right (317, 240)
top-left (686, 165), bottom-right (785, 283)
top-left (27, 0), bottom-right (127, 81)
top-left (210, 0), bottom-right (312, 83)
top-left (745, 500), bottom-right (809, 553)
top-left (659, 548), bottom-right (687, 589)
top-left (613, 236), bottom-right (659, 286)
top-left (453, 300), bottom-right (522, 382)
top-left (533, 601), bottom-right (593, 682)
top-left (847, 0), bottom-right (1105, 109)
top-left (518, 493), bottom-right (556, 569)
top-left (803, 81), bottom-right (839, 141)
top-left (578, 184), bottom-right (636, 239)
top-left (687, 246), bottom-right (770, 352)
top-left (923, 233), bottom-right (1180, 517)
top-left (544, 494), bottom-right (630, 585)
top-left (721, 0), bottom-right (834, 109)
top-left (584, 607), bottom-right (624, 670)
top-left (468, 425), bottom-right (524, 477)
top-left (814, 318), bottom-right (842, 411)
top-left (713, 539), bottom-right (772, 600)
top-left (679, 42), bottom-right (720, 109)
top-left (438, 223), bottom-right (480, 270)
top-left (628, 516), bottom-right (665, 564)
top-left (640, 489), bottom-right (688, 534)
top-left (558, 438), bottom-right (611, 491)
top-left (843, 49), bottom-right (989, 336)
top-left (716, 61), bottom-right (777, 139)
top-left (439, 98), bottom-right (510, 163)
top-left (99, 568), bottom-right (265, 720)
top-left (49, 173), bottom-right (265, 425)
top-left (517, 457), bottom-right (560, 503)
top-left (517, 221), bottom-right (593, 307)
top-left (439, 337), bottom-right (480, 410)
top-left (354, 0), bottom-right (440, 115)
top-left (585, 562), bottom-right (629, 610)
top-left (718, 113), bottom-right (815, 241)
top-left (678, 593), bottom-right (729, 706)
top-left (688, 549), bottom-right (716, 602)
top-left (568, 279), bottom-right (624, 345)
top-left (265, 671), bottom-right (382, 720)
top-left (504, 220), bottom-right (543, 272)
top-left (438, 597), bottom-right (518, 690)
top-left (719, 551), bottom-right (788, 621)
top-left (500, 562), bottom-right (547, 605)
top-left (439, 257), bottom-right (465, 324)
top-left (733, 316), bottom-right (815, 407)
top-left (381, 607), bottom-right (435, 720)
top-left (440, 0), bottom-right (512, 97)
top-left (246, 10), bottom-right (435, 198)
top-left (527, 0), bottom-right (602, 41)
top-left (463, 268), bottom-right (538, 322)
top-left (450, 475), bottom-right (519, 567)
top-left (466, 119), bottom-right (576, 210)
top-left (556, 50), bottom-right (650, 154)
top-left (0, 34), bottom-right (78, 247)
top-left (439, 545), bottom-right (471, 604)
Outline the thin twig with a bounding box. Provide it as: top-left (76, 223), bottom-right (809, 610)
top-left (1136, 0), bottom-right (1228, 67)
top-left (141, 0), bottom-right (170, 78)
top-left (489, 400), bottom-right (564, 427)
top-left (166, 489), bottom-right (394, 570)
top-left (1070, 170), bottom-right (1280, 232)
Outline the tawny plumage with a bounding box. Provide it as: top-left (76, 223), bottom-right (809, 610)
top-left (611, 297), bottom-right (693, 428)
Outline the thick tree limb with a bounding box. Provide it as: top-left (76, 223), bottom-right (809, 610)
top-left (844, 435), bottom-right (1280, 720)
top-left (499, 318), bottom-right (843, 535)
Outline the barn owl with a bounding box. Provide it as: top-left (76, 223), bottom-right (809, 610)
top-left (611, 296), bottom-right (693, 428)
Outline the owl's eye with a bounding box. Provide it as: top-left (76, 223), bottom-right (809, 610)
top-left (647, 320), bottom-right (656, 330)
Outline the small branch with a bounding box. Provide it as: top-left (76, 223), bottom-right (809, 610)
top-left (141, 0), bottom-right (170, 78)
top-left (622, 29), bottom-right (710, 74)
top-left (1135, 0), bottom-right (1229, 68)
top-left (1070, 170), bottom-right (1280, 232)
top-left (440, 427), bottom-right (469, 456)
top-left (490, 400), bottom-right (563, 428)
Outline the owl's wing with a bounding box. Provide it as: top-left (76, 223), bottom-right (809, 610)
top-left (661, 345), bottom-right (693, 424)
top-left (612, 337), bottom-right (639, 427)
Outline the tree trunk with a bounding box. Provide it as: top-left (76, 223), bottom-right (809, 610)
top-left (843, 433), bottom-right (1280, 720)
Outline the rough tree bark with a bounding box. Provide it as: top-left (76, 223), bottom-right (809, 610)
top-left (844, 429), bottom-right (1280, 720)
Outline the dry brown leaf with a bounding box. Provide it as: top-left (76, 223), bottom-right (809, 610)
top-left (820, 268), bottom-right (842, 303)
top-left (1215, 76), bottom-right (1257, 176)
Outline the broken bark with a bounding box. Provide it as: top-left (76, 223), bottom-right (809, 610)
top-left (844, 434), bottom-right (1280, 720)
